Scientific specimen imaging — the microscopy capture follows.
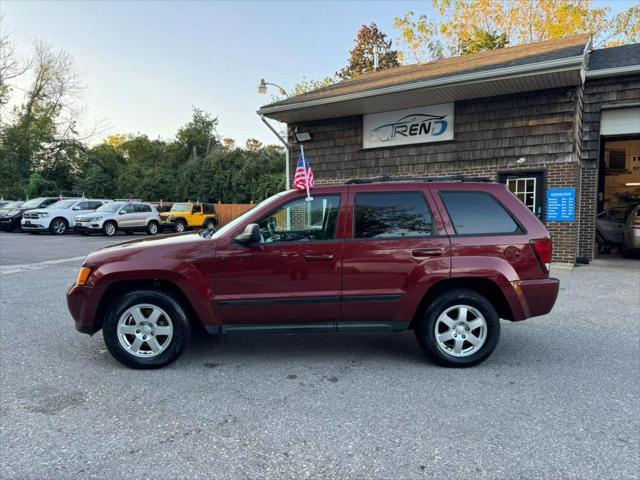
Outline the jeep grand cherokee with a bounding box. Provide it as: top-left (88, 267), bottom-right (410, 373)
top-left (67, 179), bottom-right (559, 369)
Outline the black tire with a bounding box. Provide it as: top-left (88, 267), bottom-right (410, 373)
top-left (204, 219), bottom-right (216, 230)
top-left (415, 288), bottom-right (500, 368)
top-left (174, 219), bottom-right (187, 233)
top-left (147, 220), bottom-right (159, 235)
top-left (49, 218), bottom-right (68, 235)
top-left (102, 289), bottom-right (191, 369)
top-left (103, 220), bottom-right (117, 236)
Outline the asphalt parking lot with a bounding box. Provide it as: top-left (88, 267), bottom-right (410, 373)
top-left (0, 230), bottom-right (638, 479)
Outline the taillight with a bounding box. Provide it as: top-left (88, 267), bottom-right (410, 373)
top-left (530, 238), bottom-right (552, 274)
top-left (633, 217), bottom-right (640, 229)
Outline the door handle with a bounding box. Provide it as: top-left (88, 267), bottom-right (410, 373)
top-left (304, 253), bottom-right (334, 261)
top-left (412, 248), bottom-right (443, 257)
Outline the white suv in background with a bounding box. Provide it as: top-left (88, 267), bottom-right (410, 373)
top-left (22, 198), bottom-right (111, 235)
top-left (74, 202), bottom-right (161, 236)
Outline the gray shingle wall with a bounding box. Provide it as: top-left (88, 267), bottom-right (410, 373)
top-left (288, 87), bottom-right (583, 263)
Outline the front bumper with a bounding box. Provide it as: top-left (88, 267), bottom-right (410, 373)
top-left (67, 284), bottom-right (104, 335)
top-left (21, 218), bottom-right (49, 230)
top-left (504, 277), bottom-right (560, 321)
top-left (0, 216), bottom-right (21, 230)
top-left (75, 221), bottom-right (103, 233)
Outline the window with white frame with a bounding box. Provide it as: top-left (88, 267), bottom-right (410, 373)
top-left (507, 177), bottom-right (536, 213)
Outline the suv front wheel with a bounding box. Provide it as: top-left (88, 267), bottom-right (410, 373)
top-left (415, 288), bottom-right (500, 367)
top-left (102, 290), bottom-right (191, 369)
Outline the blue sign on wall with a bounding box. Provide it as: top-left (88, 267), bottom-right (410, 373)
top-left (546, 188), bottom-right (576, 222)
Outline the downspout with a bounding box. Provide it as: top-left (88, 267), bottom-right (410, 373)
top-left (259, 113), bottom-right (290, 190)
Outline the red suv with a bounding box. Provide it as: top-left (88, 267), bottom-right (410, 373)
top-left (67, 179), bottom-right (559, 369)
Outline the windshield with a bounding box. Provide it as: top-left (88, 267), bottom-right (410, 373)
top-left (171, 203), bottom-right (191, 212)
top-left (19, 198), bottom-right (46, 209)
top-left (96, 202), bottom-right (124, 213)
top-left (207, 191), bottom-right (290, 239)
top-left (3, 201), bottom-right (23, 209)
top-left (46, 199), bottom-right (77, 209)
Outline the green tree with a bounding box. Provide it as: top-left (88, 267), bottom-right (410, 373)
top-left (175, 107), bottom-right (219, 161)
top-left (291, 76), bottom-right (335, 96)
top-left (25, 173), bottom-right (58, 198)
top-left (337, 23), bottom-right (400, 79)
top-left (460, 29), bottom-right (509, 54)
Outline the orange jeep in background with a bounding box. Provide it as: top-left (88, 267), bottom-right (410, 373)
top-left (159, 202), bottom-right (217, 232)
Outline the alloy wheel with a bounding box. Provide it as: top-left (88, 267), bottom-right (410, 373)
top-left (148, 222), bottom-right (158, 234)
top-left (434, 304), bottom-right (487, 357)
top-left (117, 304), bottom-right (174, 358)
top-left (104, 222), bottom-right (116, 236)
top-left (52, 220), bottom-right (66, 234)
top-left (175, 222), bottom-right (185, 232)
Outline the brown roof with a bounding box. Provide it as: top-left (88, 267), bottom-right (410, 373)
top-left (262, 34), bottom-right (590, 110)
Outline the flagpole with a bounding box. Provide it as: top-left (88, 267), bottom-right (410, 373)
top-left (300, 145), bottom-right (313, 202)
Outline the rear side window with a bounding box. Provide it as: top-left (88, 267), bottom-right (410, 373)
top-left (203, 204), bottom-right (216, 214)
top-left (355, 192), bottom-right (433, 239)
top-left (440, 191), bottom-right (521, 235)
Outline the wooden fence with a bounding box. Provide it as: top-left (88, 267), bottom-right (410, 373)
top-left (215, 202), bottom-right (255, 226)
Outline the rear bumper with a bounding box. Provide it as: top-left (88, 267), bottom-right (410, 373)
top-left (504, 277), bottom-right (560, 321)
top-left (67, 284), bottom-right (104, 335)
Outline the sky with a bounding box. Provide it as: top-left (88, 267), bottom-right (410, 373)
top-left (1, 0), bottom-right (635, 147)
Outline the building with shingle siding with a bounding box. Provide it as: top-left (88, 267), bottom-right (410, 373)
top-left (260, 36), bottom-right (640, 264)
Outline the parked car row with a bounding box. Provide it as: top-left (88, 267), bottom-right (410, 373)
top-left (0, 198), bottom-right (219, 236)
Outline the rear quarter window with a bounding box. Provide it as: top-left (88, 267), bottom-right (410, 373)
top-left (440, 191), bottom-right (522, 235)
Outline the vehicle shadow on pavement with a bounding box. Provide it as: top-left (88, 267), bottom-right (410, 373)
top-left (182, 329), bottom-right (427, 366)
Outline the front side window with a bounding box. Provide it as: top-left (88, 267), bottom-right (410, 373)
top-left (258, 195), bottom-right (341, 243)
top-left (354, 192), bottom-right (433, 239)
top-left (120, 205), bottom-right (136, 214)
top-left (97, 203), bottom-right (124, 213)
top-left (440, 191), bottom-right (521, 235)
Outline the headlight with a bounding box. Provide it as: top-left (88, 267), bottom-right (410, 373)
top-left (89, 216), bottom-right (102, 222)
top-left (38, 212), bottom-right (49, 218)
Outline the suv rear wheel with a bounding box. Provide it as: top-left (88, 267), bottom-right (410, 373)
top-left (415, 288), bottom-right (500, 367)
top-left (50, 218), bottom-right (68, 235)
top-left (174, 219), bottom-right (187, 233)
top-left (204, 219), bottom-right (216, 230)
top-left (147, 221), bottom-right (159, 235)
top-left (102, 290), bottom-right (191, 369)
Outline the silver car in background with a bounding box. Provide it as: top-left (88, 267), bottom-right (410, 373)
top-left (74, 202), bottom-right (161, 236)
top-left (622, 204), bottom-right (640, 257)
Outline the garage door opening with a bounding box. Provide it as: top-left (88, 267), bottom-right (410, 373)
top-left (596, 136), bottom-right (640, 258)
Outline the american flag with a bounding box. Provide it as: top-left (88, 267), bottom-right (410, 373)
top-left (293, 154), bottom-right (314, 192)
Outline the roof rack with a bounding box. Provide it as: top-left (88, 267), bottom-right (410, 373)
top-left (344, 175), bottom-right (492, 185)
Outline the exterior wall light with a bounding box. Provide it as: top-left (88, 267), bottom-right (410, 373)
top-left (294, 130), bottom-right (312, 143)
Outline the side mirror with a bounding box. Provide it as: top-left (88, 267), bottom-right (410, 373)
top-left (235, 223), bottom-right (261, 245)
top-left (119, 211), bottom-right (126, 215)
top-left (72, 206), bottom-right (81, 210)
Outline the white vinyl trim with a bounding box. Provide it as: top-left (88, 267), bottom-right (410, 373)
top-left (586, 65), bottom-right (640, 79)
